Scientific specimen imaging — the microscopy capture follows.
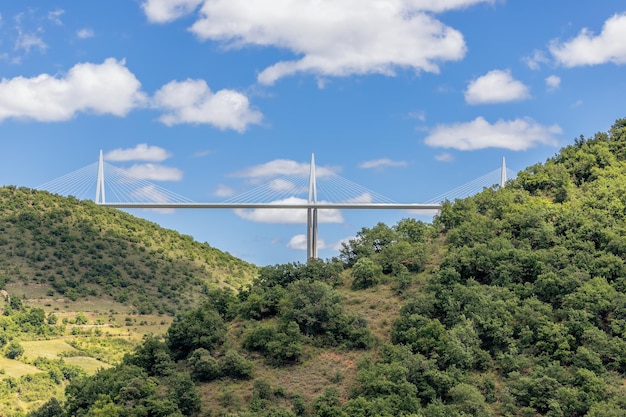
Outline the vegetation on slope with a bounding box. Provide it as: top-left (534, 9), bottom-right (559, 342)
top-left (0, 187), bottom-right (257, 315)
top-left (22, 118), bottom-right (626, 416)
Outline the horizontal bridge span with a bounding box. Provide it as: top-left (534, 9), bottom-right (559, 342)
top-left (97, 202), bottom-right (442, 210)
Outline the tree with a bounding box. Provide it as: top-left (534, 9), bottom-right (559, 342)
top-left (351, 258), bottom-right (382, 290)
top-left (5, 341), bottom-right (24, 359)
top-left (167, 302), bottom-right (227, 360)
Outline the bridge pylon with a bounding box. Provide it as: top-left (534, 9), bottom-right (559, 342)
top-left (95, 150), bottom-right (106, 204)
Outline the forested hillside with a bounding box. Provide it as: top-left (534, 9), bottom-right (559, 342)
top-left (24, 118), bottom-right (626, 416)
top-left (0, 187), bottom-right (257, 315)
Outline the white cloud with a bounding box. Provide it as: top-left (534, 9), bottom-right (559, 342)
top-left (142, 0), bottom-right (203, 23)
top-left (48, 9), bottom-right (64, 25)
top-left (15, 29), bottom-right (47, 53)
top-left (359, 158), bottom-right (407, 169)
top-left (524, 49), bottom-right (549, 70)
top-left (214, 184), bottom-right (236, 198)
top-left (287, 234), bottom-right (328, 251)
top-left (465, 69), bottom-right (530, 104)
top-left (106, 144), bottom-right (172, 162)
top-left (230, 159), bottom-right (339, 179)
top-left (145, 0), bottom-right (496, 84)
top-left (287, 234), bottom-right (308, 250)
top-left (546, 75), bottom-right (561, 91)
top-left (550, 13), bottom-right (626, 67)
top-left (234, 197), bottom-right (343, 224)
top-left (126, 164), bottom-right (184, 181)
top-left (435, 153), bottom-right (454, 162)
top-left (269, 179), bottom-right (301, 193)
top-left (332, 236), bottom-right (354, 252)
top-left (408, 110), bottom-right (426, 121)
top-left (77, 28), bottom-right (94, 39)
top-left (153, 79), bottom-right (262, 132)
top-left (193, 149), bottom-right (213, 157)
top-left (0, 58), bottom-right (145, 122)
top-left (424, 117), bottom-right (561, 151)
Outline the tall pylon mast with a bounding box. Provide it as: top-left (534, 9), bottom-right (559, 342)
top-left (307, 153), bottom-right (318, 260)
top-left (501, 156), bottom-right (507, 188)
top-left (95, 150), bottom-right (106, 204)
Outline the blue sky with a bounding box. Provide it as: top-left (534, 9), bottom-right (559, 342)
top-left (1, 1), bottom-right (625, 265)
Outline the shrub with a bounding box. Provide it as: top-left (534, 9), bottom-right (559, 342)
top-left (188, 348), bottom-right (221, 381)
top-left (221, 350), bottom-right (254, 379)
top-left (5, 341), bottom-right (24, 359)
top-left (351, 258), bottom-right (382, 290)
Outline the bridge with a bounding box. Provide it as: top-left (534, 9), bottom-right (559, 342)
top-left (37, 152), bottom-right (515, 260)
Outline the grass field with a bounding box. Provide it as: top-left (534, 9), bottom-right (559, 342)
top-left (21, 340), bottom-right (78, 359)
top-left (0, 357), bottom-right (41, 379)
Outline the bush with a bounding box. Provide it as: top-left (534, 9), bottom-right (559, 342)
top-left (243, 321), bottom-right (303, 365)
top-left (351, 258), bottom-right (382, 290)
top-left (5, 341), bottom-right (24, 359)
top-left (221, 350), bottom-right (254, 379)
top-left (188, 348), bottom-right (221, 381)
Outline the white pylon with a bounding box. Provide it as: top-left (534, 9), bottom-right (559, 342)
top-left (501, 157), bottom-right (507, 188)
top-left (95, 150), bottom-right (106, 204)
top-left (307, 153), bottom-right (318, 261)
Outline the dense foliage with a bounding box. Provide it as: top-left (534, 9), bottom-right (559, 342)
top-left (0, 187), bottom-right (257, 315)
top-left (23, 118), bottom-right (626, 416)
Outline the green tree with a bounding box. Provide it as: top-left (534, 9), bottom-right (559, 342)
top-left (5, 341), bottom-right (24, 359)
top-left (167, 302), bottom-right (226, 360)
top-left (350, 258), bottom-right (382, 290)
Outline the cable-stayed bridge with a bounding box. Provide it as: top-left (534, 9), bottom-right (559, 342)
top-left (37, 152), bottom-right (516, 259)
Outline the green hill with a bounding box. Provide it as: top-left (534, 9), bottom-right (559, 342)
top-left (18, 117), bottom-right (626, 417)
top-left (0, 186), bottom-right (258, 315)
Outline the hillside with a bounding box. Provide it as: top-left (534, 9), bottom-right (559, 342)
top-left (19, 117), bottom-right (626, 416)
top-left (0, 186), bottom-right (258, 315)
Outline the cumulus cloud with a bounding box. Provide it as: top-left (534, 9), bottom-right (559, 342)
top-left (142, 0), bottom-right (203, 23)
top-left (105, 143), bottom-right (172, 162)
top-left (126, 164), bottom-right (184, 181)
top-left (77, 28), bottom-right (94, 39)
top-left (153, 79), bottom-right (262, 131)
top-left (234, 197), bottom-right (343, 224)
top-left (359, 158), bottom-right (407, 169)
top-left (546, 75), bottom-right (561, 91)
top-left (287, 234), bottom-right (327, 251)
top-left (269, 179), bottom-right (302, 193)
top-left (550, 13), bottom-right (626, 67)
top-left (465, 70), bottom-right (530, 104)
top-left (424, 117), bottom-right (561, 151)
top-left (229, 159), bottom-right (339, 179)
top-left (0, 58), bottom-right (145, 122)
top-left (143, 0), bottom-right (495, 84)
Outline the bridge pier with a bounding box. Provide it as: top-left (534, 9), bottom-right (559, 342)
top-left (307, 154), bottom-right (318, 261)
